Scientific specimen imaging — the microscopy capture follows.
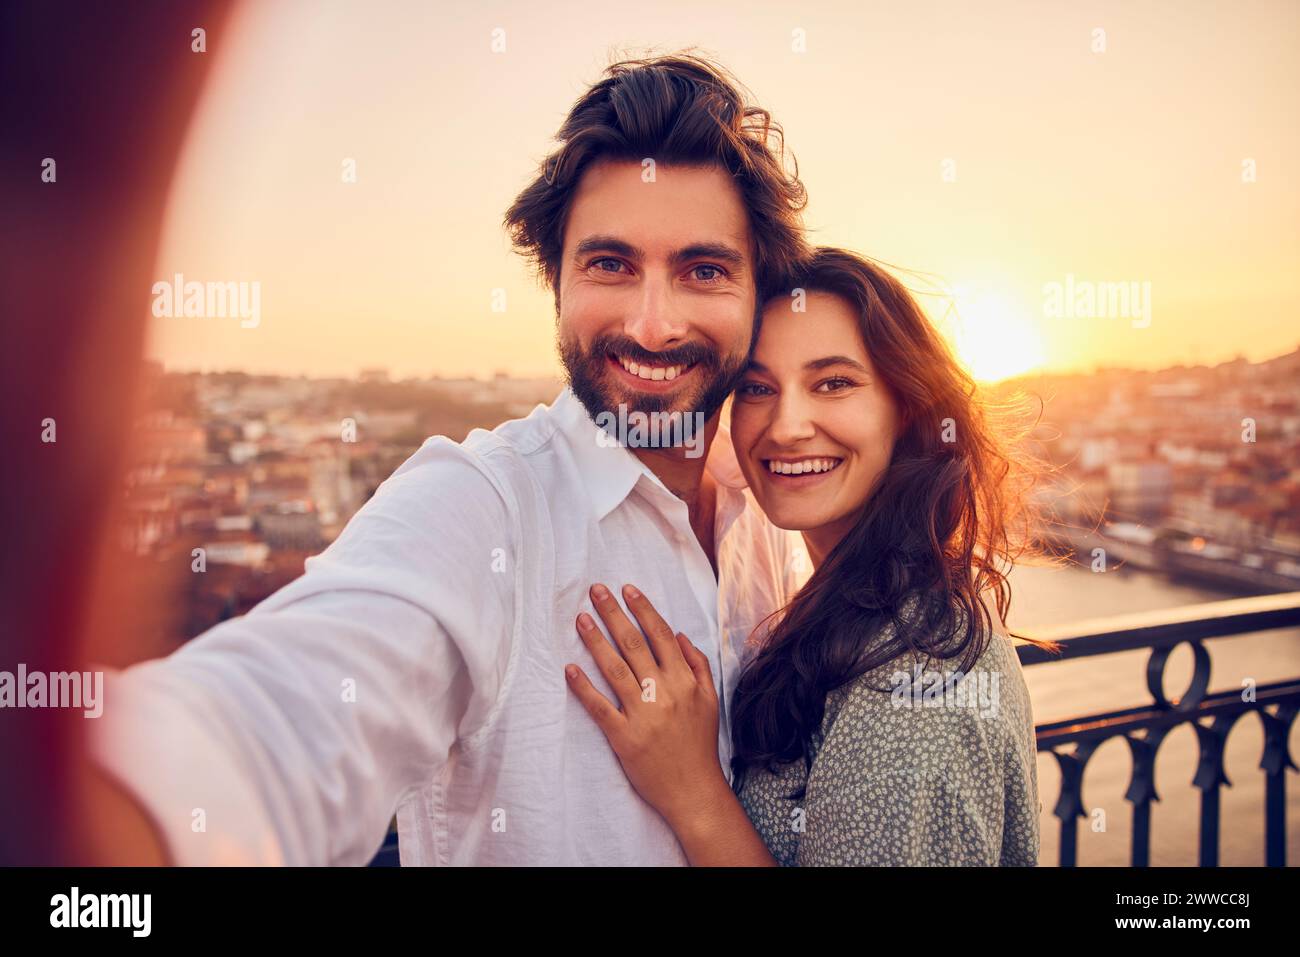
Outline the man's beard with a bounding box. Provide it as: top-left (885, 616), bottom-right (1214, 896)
top-left (558, 330), bottom-right (748, 447)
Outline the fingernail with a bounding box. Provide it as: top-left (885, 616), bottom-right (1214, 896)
top-left (564, 665), bottom-right (578, 680)
top-left (577, 612), bottom-right (595, 631)
top-left (623, 584), bottom-right (641, 600)
top-left (591, 583), bottom-right (610, 600)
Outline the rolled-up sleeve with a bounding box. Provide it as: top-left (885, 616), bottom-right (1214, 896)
top-left (88, 438), bottom-right (517, 866)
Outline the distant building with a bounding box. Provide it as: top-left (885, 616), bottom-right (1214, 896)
top-left (256, 501), bottom-right (323, 551)
top-left (201, 540), bottom-right (270, 567)
top-left (1107, 459), bottom-right (1173, 523)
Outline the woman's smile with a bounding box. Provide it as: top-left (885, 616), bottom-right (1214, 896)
top-left (758, 454), bottom-right (847, 489)
top-left (730, 290), bottom-right (901, 558)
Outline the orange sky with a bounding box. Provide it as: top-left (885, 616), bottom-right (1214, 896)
top-left (146, 0), bottom-right (1300, 383)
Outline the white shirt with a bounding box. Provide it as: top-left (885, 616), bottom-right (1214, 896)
top-left (90, 387), bottom-right (807, 865)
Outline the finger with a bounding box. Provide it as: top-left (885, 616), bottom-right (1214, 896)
top-left (588, 583), bottom-right (660, 682)
top-left (621, 584), bottom-right (691, 680)
top-left (563, 663), bottom-right (628, 743)
top-left (575, 611), bottom-right (645, 712)
top-left (676, 632), bottom-right (717, 700)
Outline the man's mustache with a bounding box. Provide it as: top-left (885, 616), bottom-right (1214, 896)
top-left (589, 334), bottom-right (718, 370)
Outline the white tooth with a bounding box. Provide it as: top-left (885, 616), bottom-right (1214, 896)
top-left (793, 462), bottom-right (805, 475)
top-left (665, 366), bottom-right (678, 380)
top-left (651, 366), bottom-right (665, 381)
top-left (627, 360), bottom-right (639, 375)
top-left (638, 366), bottom-right (653, 379)
top-left (812, 460), bottom-right (823, 473)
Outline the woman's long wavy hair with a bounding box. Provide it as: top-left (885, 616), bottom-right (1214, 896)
top-left (729, 247), bottom-right (1059, 794)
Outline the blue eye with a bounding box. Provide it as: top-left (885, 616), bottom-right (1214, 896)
top-left (691, 264), bottom-right (726, 284)
top-left (589, 257), bottom-right (628, 274)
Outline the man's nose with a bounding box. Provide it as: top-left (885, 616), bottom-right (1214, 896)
top-left (623, 275), bottom-right (688, 354)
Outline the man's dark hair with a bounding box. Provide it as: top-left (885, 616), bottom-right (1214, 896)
top-left (503, 52), bottom-right (809, 310)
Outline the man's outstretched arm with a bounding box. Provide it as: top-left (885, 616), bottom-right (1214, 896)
top-left (84, 441), bottom-right (517, 866)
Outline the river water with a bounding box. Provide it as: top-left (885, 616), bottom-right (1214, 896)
top-left (1007, 562), bottom-right (1300, 866)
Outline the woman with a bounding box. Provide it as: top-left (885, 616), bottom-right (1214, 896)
top-left (564, 246), bottom-right (1056, 866)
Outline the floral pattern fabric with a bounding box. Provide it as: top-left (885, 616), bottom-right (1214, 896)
top-left (735, 617), bottom-right (1041, 867)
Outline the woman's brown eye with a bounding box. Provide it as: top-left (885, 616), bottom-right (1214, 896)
top-left (818, 377), bottom-right (854, 392)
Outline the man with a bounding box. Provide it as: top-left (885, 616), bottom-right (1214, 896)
top-left (89, 53), bottom-right (812, 865)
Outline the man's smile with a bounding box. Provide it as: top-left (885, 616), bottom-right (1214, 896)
top-left (606, 351), bottom-right (699, 392)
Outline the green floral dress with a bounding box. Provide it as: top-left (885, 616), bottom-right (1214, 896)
top-left (735, 614), bottom-right (1041, 866)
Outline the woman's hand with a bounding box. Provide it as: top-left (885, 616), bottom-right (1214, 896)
top-left (564, 583), bottom-right (729, 832)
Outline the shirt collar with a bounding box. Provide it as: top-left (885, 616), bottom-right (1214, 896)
top-left (550, 386), bottom-right (749, 523)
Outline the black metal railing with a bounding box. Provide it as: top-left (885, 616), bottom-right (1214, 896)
top-left (1018, 590), bottom-right (1300, 867)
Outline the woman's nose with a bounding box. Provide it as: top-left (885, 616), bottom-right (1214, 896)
top-left (768, 393), bottom-right (816, 445)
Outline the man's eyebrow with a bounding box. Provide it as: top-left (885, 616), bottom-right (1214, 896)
top-left (670, 242), bottom-right (747, 269)
top-left (572, 235), bottom-right (747, 269)
top-left (747, 356), bottom-right (871, 375)
top-left (573, 235), bottom-right (644, 261)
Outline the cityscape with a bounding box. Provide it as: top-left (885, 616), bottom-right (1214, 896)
top-left (120, 345), bottom-right (1300, 653)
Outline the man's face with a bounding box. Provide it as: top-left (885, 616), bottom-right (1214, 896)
top-left (556, 159), bottom-right (757, 434)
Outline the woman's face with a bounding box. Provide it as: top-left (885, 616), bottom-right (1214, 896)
top-left (730, 291), bottom-right (902, 552)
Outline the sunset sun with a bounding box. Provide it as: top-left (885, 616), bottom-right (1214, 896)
top-left (939, 284), bottom-right (1046, 383)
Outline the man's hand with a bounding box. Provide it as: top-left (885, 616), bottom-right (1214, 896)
top-left (75, 757), bottom-right (171, 865)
